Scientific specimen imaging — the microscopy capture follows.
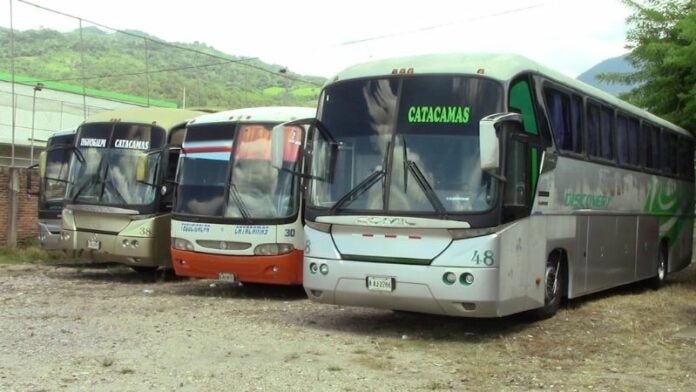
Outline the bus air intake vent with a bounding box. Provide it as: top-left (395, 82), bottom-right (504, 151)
top-left (196, 240), bottom-right (251, 251)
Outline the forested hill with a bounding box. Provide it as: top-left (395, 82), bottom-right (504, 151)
top-left (0, 27), bottom-right (325, 109)
top-left (577, 54), bottom-right (635, 96)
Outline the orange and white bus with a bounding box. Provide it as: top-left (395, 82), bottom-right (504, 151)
top-left (170, 106), bottom-right (314, 284)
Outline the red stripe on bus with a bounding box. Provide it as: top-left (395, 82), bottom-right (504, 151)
top-left (362, 234), bottom-right (374, 237)
top-left (408, 235), bottom-right (422, 240)
top-left (385, 234), bottom-right (397, 238)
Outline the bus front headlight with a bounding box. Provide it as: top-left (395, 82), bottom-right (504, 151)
top-left (172, 237), bottom-right (194, 251)
top-left (254, 243), bottom-right (294, 256)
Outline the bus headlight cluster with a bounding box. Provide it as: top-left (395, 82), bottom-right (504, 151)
top-left (172, 237), bottom-right (194, 251)
top-left (60, 231), bottom-right (71, 241)
top-left (460, 273), bottom-right (475, 286)
top-left (309, 262), bottom-right (329, 275)
top-left (121, 239), bottom-right (140, 248)
top-left (254, 243), bottom-right (294, 256)
top-left (442, 272), bottom-right (475, 286)
top-left (443, 272), bottom-right (457, 285)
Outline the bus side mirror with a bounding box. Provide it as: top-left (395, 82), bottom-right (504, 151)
top-left (136, 153), bottom-right (150, 183)
top-left (271, 123), bottom-right (288, 170)
top-left (38, 151), bottom-right (47, 178)
top-left (479, 112), bottom-right (524, 174)
top-left (271, 119), bottom-right (311, 171)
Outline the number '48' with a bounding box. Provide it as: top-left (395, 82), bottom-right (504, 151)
top-left (471, 250), bottom-right (494, 266)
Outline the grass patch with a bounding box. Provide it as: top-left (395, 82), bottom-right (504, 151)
top-left (119, 368), bottom-right (135, 375)
top-left (0, 244), bottom-right (65, 265)
top-left (327, 366), bottom-right (342, 372)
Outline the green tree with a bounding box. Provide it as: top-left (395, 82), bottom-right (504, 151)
top-left (603, 0), bottom-right (696, 130)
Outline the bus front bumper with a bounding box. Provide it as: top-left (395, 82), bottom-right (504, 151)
top-left (171, 248), bottom-right (303, 285)
top-left (303, 256), bottom-right (533, 318)
top-left (60, 229), bottom-right (170, 267)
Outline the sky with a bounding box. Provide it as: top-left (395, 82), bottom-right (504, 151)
top-left (2, 0), bottom-right (632, 79)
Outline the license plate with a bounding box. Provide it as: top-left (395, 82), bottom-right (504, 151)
top-left (87, 239), bottom-right (100, 250)
top-left (366, 276), bottom-right (394, 292)
top-left (218, 272), bottom-right (237, 282)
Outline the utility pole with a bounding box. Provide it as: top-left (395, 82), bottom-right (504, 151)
top-left (30, 83), bottom-right (44, 164)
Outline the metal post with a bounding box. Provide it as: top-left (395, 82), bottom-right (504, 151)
top-left (145, 38), bottom-right (150, 107)
top-left (78, 18), bottom-right (87, 119)
top-left (9, 0), bottom-right (16, 167)
top-left (7, 168), bottom-right (19, 248)
top-left (30, 83), bottom-right (43, 165)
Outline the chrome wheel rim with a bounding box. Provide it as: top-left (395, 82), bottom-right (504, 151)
top-left (545, 262), bottom-right (559, 304)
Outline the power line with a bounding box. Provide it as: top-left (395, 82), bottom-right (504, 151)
top-left (338, 3), bottom-right (547, 46)
top-left (15, 0), bottom-right (323, 86)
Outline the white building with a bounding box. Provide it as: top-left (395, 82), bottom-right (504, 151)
top-left (0, 72), bottom-right (176, 166)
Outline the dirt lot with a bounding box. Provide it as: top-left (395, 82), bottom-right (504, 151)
top-left (1, 261), bottom-right (696, 392)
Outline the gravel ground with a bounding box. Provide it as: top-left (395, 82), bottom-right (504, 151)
top-left (1, 262), bottom-right (696, 391)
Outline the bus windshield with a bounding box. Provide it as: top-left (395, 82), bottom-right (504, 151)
top-left (308, 75), bottom-right (504, 215)
top-left (66, 123), bottom-right (165, 207)
top-left (174, 123), bottom-right (302, 220)
top-left (42, 134), bottom-right (73, 205)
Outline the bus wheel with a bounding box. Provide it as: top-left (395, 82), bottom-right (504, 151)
top-left (648, 247), bottom-right (667, 290)
top-left (533, 253), bottom-right (564, 320)
top-left (130, 266), bottom-right (159, 274)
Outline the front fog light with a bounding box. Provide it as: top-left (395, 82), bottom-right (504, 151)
top-left (319, 264), bottom-right (329, 275)
top-left (122, 239), bottom-right (129, 248)
top-left (172, 237), bottom-right (194, 251)
top-left (131, 240), bottom-right (139, 248)
top-left (309, 262), bottom-right (318, 274)
top-left (460, 273), bottom-right (474, 286)
top-left (443, 272), bottom-right (456, 285)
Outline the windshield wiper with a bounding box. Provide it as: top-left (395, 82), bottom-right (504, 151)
top-left (70, 152), bottom-right (107, 202)
top-left (228, 183), bottom-right (251, 221)
top-left (330, 141), bottom-right (390, 213)
top-left (401, 138), bottom-right (447, 216)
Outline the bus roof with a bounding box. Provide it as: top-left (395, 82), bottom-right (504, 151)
top-left (330, 53), bottom-right (690, 137)
top-left (189, 106), bottom-right (316, 126)
top-left (83, 108), bottom-right (206, 131)
top-left (49, 128), bottom-right (77, 138)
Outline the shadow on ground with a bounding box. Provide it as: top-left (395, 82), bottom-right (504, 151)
top-left (174, 280), bottom-right (307, 301)
top-left (47, 263), bottom-right (184, 284)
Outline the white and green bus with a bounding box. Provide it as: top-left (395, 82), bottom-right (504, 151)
top-left (271, 53), bottom-right (694, 318)
top-left (59, 107), bottom-right (205, 271)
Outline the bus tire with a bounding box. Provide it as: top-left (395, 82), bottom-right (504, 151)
top-left (648, 245), bottom-right (667, 290)
top-left (533, 252), bottom-right (565, 320)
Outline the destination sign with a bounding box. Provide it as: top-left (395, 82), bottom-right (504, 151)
top-left (114, 139), bottom-right (150, 150)
top-left (407, 106), bottom-right (471, 124)
top-left (79, 138), bottom-right (107, 148)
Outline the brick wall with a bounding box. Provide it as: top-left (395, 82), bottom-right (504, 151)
top-left (0, 166), bottom-right (39, 246)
